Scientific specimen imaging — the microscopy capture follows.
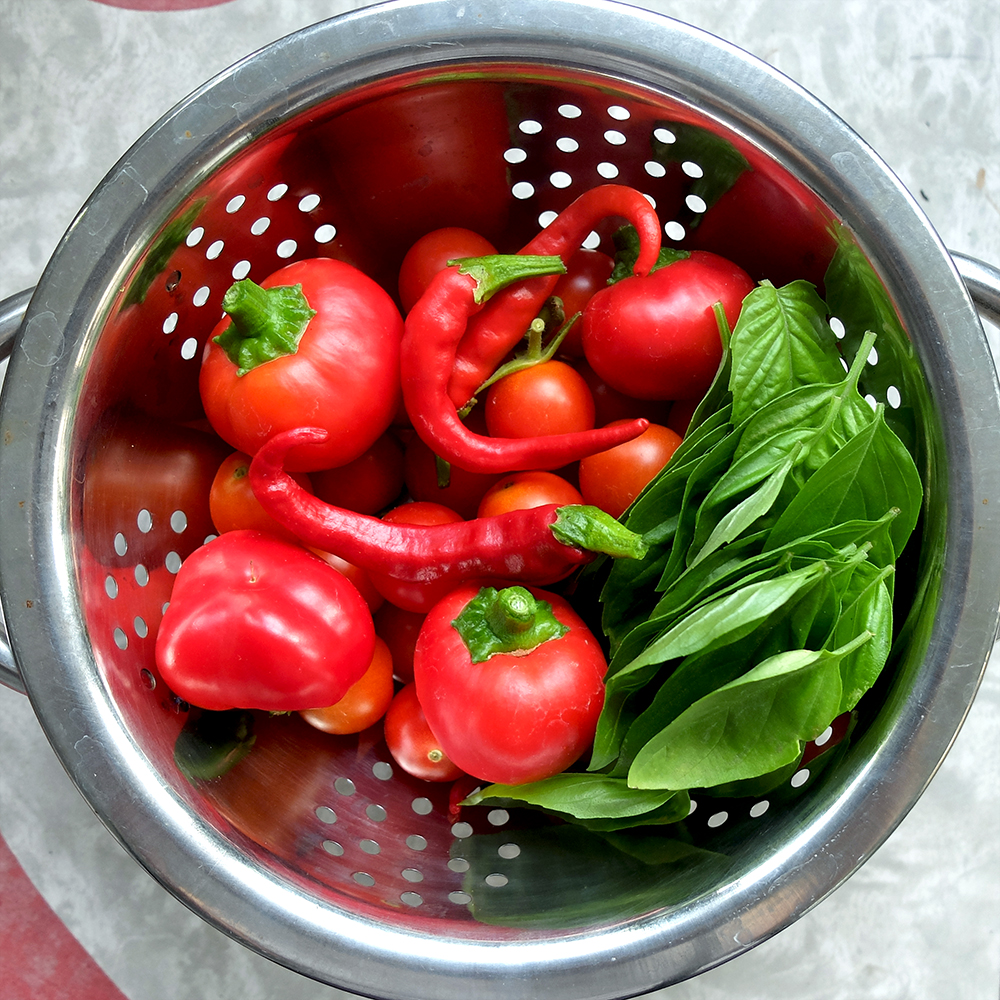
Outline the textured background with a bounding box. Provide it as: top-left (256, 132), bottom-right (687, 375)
top-left (0, 1), bottom-right (998, 998)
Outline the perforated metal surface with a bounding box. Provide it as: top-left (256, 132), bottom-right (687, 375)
top-left (1, 4), bottom-right (998, 999)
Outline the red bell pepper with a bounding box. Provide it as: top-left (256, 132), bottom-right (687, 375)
top-left (199, 257), bottom-right (404, 473)
top-left (155, 529), bottom-right (376, 712)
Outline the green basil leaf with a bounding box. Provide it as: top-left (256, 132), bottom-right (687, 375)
top-left (728, 281), bottom-right (844, 423)
top-left (627, 633), bottom-right (872, 791)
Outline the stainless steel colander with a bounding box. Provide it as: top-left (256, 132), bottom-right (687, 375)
top-left (1, 2), bottom-right (999, 998)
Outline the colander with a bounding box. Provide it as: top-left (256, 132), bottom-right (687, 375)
top-left (1, 2), bottom-right (999, 998)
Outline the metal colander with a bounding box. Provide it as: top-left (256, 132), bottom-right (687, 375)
top-left (1, 2), bottom-right (999, 998)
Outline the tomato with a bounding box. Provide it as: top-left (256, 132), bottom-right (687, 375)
top-left (199, 257), bottom-right (403, 472)
top-left (398, 227), bottom-right (498, 314)
top-left (368, 502), bottom-right (465, 613)
top-left (484, 360), bottom-right (595, 439)
top-left (414, 583), bottom-right (607, 785)
top-left (666, 396), bottom-right (700, 437)
top-left (581, 251), bottom-right (754, 400)
top-left (549, 248), bottom-right (614, 355)
top-left (373, 603), bottom-right (426, 684)
top-left (309, 432), bottom-right (405, 515)
top-left (403, 426), bottom-right (502, 520)
top-left (312, 550), bottom-right (384, 614)
top-left (299, 637), bottom-right (395, 735)
top-left (383, 683), bottom-right (465, 782)
top-left (209, 451), bottom-right (314, 544)
top-left (82, 413), bottom-right (229, 568)
top-left (477, 470), bottom-right (583, 518)
top-left (578, 421), bottom-right (683, 519)
top-left (573, 357), bottom-right (672, 427)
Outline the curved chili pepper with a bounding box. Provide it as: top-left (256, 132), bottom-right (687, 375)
top-left (249, 427), bottom-right (647, 588)
top-left (448, 184), bottom-right (663, 409)
top-left (402, 259), bottom-right (651, 473)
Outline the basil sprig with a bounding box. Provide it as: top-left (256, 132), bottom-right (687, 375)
top-left (469, 278), bottom-right (923, 828)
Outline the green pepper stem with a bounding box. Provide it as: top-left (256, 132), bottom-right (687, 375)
top-left (551, 505), bottom-right (649, 560)
top-left (452, 585), bottom-right (570, 663)
top-left (214, 279), bottom-right (317, 376)
top-left (451, 254), bottom-right (567, 304)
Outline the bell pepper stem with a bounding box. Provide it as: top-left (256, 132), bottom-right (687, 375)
top-left (215, 279), bottom-right (317, 376)
top-left (453, 586), bottom-right (570, 663)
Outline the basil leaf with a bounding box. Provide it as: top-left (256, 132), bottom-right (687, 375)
top-left (728, 280), bottom-right (844, 423)
top-left (627, 633), bottom-right (872, 791)
top-left (765, 406), bottom-right (922, 558)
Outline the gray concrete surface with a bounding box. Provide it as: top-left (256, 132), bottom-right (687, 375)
top-left (1, 1), bottom-right (998, 998)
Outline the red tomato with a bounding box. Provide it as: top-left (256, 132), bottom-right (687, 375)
top-left (477, 470), bottom-right (583, 518)
top-left (368, 502), bottom-right (465, 613)
top-left (199, 257), bottom-right (403, 472)
top-left (574, 357), bottom-right (672, 427)
top-left (414, 583), bottom-right (607, 785)
top-left (582, 251), bottom-right (754, 400)
top-left (667, 396), bottom-right (700, 437)
top-left (550, 248), bottom-right (614, 355)
top-left (398, 227), bottom-right (497, 313)
top-left (403, 429), bottom-right (502, 520)
top-left (299, 637), bottom-right (395, 735)
top-left (311, 550), bottom-right (384, 614)
top-left (578, 421), bottom-right (683, 519)
top-left (309, 432), bottom-right (405, 515)
top-left (373, 603), bottom-right (426, 684)
top-left (383, 683), bottom-right (465, 782)
top-left (485, 360), bottom-right (595, 439)
top-left (209, 451), bottom-right (313, 544)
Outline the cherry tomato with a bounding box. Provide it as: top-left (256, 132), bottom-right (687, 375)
top-left (368, 502), bottom-right (465, 613)
top-left (311, 550), bottom-right (384, 614)
top-left (398, 227), bottom-right (497, 313)
top-left (477, 470), bottom-right (583, 518)
top-left (404, 426), bottom-right (502, 520)
top-left (299, 637), bottom-right (395, 735)
top-left (210, 451), bottom-right (313, 544)
top-left (549, 248), bottom-right (614, 355)
top-left (574, 357), bottom-right (672, 427)
top-left (373, 603), bottom-right (426, 684)
top-left (582, 251), bottom-right (754, 400)
top-left (485, 360), bottom-right (595, 439)
top-left (383, 683), bottom-right (465, 782)
top-left (578, 421), bottom-right (683, 519)
top-left (414, 583), bottom-right (607, 785)
top-left (309, 432), bottom-right (405, 515)
top-left (666, 396), bottom-right (700, 437)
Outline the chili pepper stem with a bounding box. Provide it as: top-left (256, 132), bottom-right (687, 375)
top-left (551, 505), bottom-right (649, 560)
top-left (450, 254), bottom-right (568, 304)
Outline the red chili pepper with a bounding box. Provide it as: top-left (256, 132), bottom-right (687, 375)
top-left (447, 184), bottom-right (663, 410)
top-left (249, 427), bottom-right (648, 589)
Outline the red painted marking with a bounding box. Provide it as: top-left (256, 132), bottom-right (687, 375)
top-left (0, 832), bottom-right (129, 1000)
top-left (89, 0), bottom-right (237, 10)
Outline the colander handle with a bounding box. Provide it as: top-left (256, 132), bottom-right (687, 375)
top-left (0, 287), bottom-right (32, 694)
top-left (952, 251), bottom-right (1000, 329)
